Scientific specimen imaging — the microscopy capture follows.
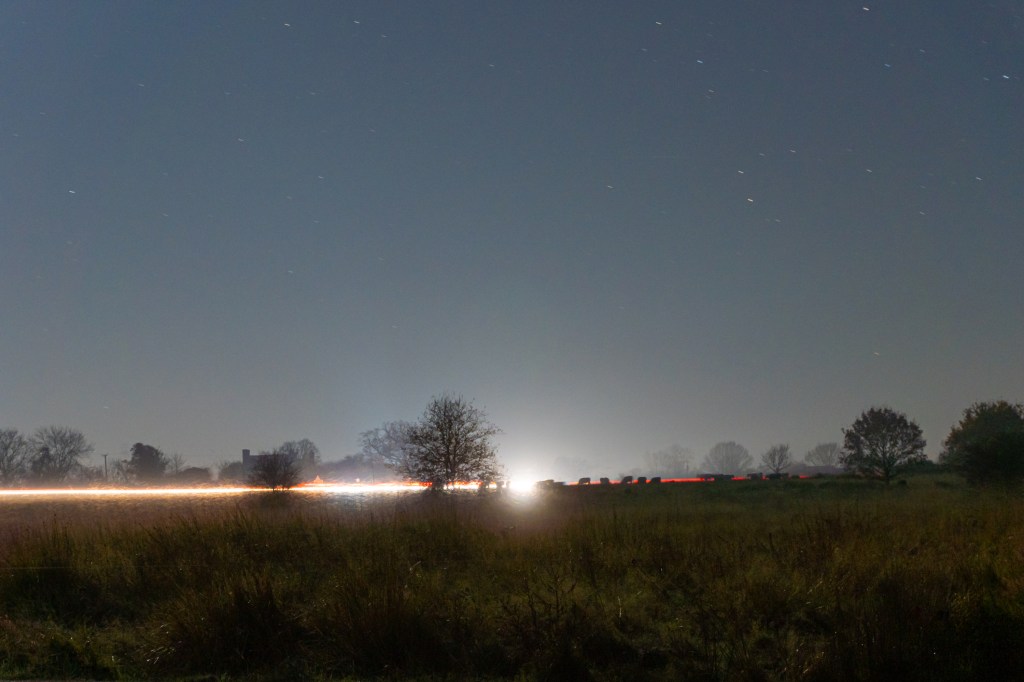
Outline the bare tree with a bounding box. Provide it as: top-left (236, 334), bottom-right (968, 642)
top-left (804, 442), bottom-right (840, 467)
top-left (645, 444), bottom-right (693, 477)
top-left (402, 395), bottom-right (501, 488)
top-left (318, 453), bottom-right (375, 482)
top-left (110, 459), bottom-right (131, 484)
top-left (248, 450), bottom-right (302, 490)
top-left (702, 441), bottom-right (753, 474)
top-left (360, 421), bottom-right (413, 467)
top-left (279, 438), bottom-right (320, 465)
top-left (76, 465), bottom-right (105, 484)
top-left (359, 420), bottom-right (414, 479)
top-left (841, 407), bottom-right (926, 483)
top-left (28, 426), bottom-right (93, 484)
top-left (168, 453), bottom-right (187, 476)
top-left (278, 438), bottom-right (320, 478)
top-left (761, 444), bottom-right (792, 474)
top-left (0, 428), bottom-right (30, 485)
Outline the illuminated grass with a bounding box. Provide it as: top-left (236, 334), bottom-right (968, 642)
top-left (0, 477), bottom-right (1022, 680)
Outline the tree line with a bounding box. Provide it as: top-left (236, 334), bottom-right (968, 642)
top-left (2, 398), bottom-right (1021, 489)
top-left (0, 429), bottom-right (215, 487)
top-left (0, 426), bottom-right (96, 485)
top-left (199, 395), bottom-right (500, 490)
top-left (647, 401), bottom-right (1024, 485)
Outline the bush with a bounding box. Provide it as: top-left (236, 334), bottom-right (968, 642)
top-left (942, 401), bottom-right (1024, 484)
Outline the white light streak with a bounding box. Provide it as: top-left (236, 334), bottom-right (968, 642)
top-left (0, 481), bottom-right (530, 498)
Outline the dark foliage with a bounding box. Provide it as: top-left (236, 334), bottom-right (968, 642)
top-left (941, 401), bottom-right (1024, 484)
top-left (126, 442), bottom-right (169, 483)
top-left (402, 395), bottom-right (502, 488)
top-left (841, 407), bottom-right (926, 483)
top-left (248, 451), bottom-right (302, 490)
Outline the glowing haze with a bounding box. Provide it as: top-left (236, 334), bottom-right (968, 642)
top-left (0, 2), bottom-right (1021, 481)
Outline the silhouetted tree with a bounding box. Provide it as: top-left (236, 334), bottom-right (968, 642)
top-left (359, 421), bottom-right (414, 477)
top-left (110, 459), bottom-right (130, 484)
top-left (841, 407), bottom-right (926, 483)
top-left (645, 444), bottom-right (693, 477)
top-left (402, 395), bottom-right (501, 488)
top-left (0, 428), bottom-right (30, 485)
top-left (804, 442), bottom-right (840, 467)
top-left (76, 465), bottom-right (105, 484)
top-left (278, 438), bottom-right (319, 464)
top-left (168, 453), bottom-right (187, 476)
top-left (702, 441), bottom-right (752, 474)
top-left (248, 450), bottom-right (302, 490)
top-left (126, 442), bottom-right (169, 483)
top-left (940, 401), bottom-right (1024, 484)
top-left (277, 438), bottom-right (319, 479)
top-left (217, 460), bottom-right (247, 484)
top-left (173, 466), bottom-right (213, 485)
top-left (28, 426), bottom-right (93, 484)
top-left (761, 444), bottom-right (792, 474)
top-left (318, 453), bottom-right (376, 482)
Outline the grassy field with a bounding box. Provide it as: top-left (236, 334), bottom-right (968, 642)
top-left (1, 476), bottom-right (1023, 680)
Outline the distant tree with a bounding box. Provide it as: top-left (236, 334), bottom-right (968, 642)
top-left (75, 465), bottom-right (105, 484)
top-left (277, 438), bottom-right (319, 479)
top-left (279, 438), bottom-right (320, 465)
top-left (168, 453), bottom-right (187, 476)
top-left (217, 460), bottom-right (247, 484)
top-left (126, 442), bottom-right (169, 483)
top-left (940, 401), bottom-right (1024, 484)
top-left (174, 466), bottom-right (213, 485)
top-left (702, 441), bottom-right (753, 474)
top-left (761, 444), bottom-right (793, 475)
top-left (318, 454), bottom-right (376, 482)
top-left (804, 442), bottom-right (841, 467)
top-left (248, 450), bottom-right (302, 490)
top-left (359, 421), bottom-right (414, 476)
top-left (110, 459), bottom-right (130, 484)
top-left (0, 428), bottom-right (30, 485)
top-left (28, 426), bottom-right (93, 484)
top-left (645, 444), bottom-right (693, 477)
top-left (841, 407), bottom-right (926, 483)
top-left (402, 395), bottom-right (501, 488)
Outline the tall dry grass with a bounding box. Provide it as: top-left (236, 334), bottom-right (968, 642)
top-left (0, 477), bottom-right (1022, 680)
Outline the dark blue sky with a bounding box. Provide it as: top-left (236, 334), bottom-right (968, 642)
top-left (2, 1), bottom-right (1021, 479)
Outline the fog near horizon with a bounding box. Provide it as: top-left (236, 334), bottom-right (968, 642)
top-left (1, 2), bottom-right (1021, 482)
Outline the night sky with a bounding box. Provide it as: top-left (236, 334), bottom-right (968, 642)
top-left (2, 1), bottom-right (1021, 479)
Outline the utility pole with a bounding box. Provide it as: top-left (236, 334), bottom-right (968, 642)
top-left (102, 454), bottom-right (108, 482)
